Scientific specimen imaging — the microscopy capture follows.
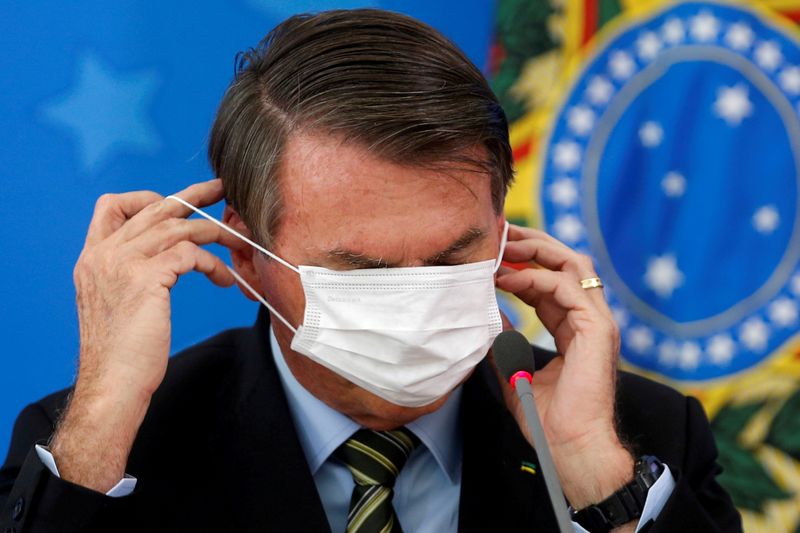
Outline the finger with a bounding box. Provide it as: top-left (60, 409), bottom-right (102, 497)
top-left (149, 240), bottom-right (236, 289)
top-left (497, 268), bottom-right (617, 360)
top-left (116, 179), bottom-right (225, 242)
top-left (506, 224), bottom-right (596, 278)
top-left (532, 299), bottom-right (574, 349)
top-left (503, 238), bottom-right (597, 278)
top-left (496, 267), bottom-right (598, 317)
top-left (126, 218), bottom-right (250, 257)
top-left (502, 239), bottom-right (611, 317)
top-left (85, 191), bottom-right (164, 246)
top-left (507, 223), bottom-right (568, 248)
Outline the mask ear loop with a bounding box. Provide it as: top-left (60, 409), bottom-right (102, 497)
top-left (166, 195), bottom-right (300, 273)
top-left (165, 195), bottom-right (299, 334)
top-left (493, 220), bottom-right (510, 274)
top-left (226, 268), bottom-right (298, 334)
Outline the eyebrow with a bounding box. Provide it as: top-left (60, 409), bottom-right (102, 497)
top-left (326, 226), bottom-right (486, 269)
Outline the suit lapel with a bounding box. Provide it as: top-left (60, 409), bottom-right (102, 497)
top-left (207, 310), bottom-right (564, 532)
top-left (211, 309), bottom-right (331, 533)
top-left (457, 359), bottom-right (560, 531)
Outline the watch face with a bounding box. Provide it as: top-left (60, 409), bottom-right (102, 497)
top-left (636, 455), bottom-right (665, 487)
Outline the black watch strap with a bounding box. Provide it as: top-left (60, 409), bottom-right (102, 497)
top-left (570, 455), bottom-right (665, 532)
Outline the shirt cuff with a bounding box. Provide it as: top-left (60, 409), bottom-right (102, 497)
top-left (571, 464), bottom-right (675, 533)
top-left (34, 444), bottom-right (138, 498)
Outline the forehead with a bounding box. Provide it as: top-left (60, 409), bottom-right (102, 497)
top-left (273, 133), bottom-right (497, 258)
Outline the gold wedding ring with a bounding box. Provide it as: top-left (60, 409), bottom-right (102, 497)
top-left (580, 277), bottom-right (604, 290)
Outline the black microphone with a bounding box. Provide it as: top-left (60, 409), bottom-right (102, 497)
top-left (492, 331), bottom-right (572, 533)
top-left (493, 329), bottom-right (536, 387)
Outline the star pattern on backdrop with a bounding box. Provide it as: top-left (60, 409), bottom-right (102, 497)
top-left (739, 317), bottom-right (770, 351)
top-left (725, 22), bottom-right (754, 50)
top-left (707, 334), bottom-right (736, 365)
top-left (637, 31), bottom-right (663, 61)
top-left (779, 66), bottom-right (800, 95)
top-left (661, 18), bottom-right (685, 45)
top-left (548, 178), bottom-right (579, 207)
top-left (567, 105), bottom-right (595, 136)
top-left (661, 171), bottom-right (687, 198)
top-left (552, 214), bottom-right (584, 244)
top-left (609, 51), bottom-right (636, 79)
top-left (713, 84), bottom-right (753, 126)
top-left (639, 121), bottom-right (664, 147)
top-left (754, 40), bottom-right (782, 70)
top-left (552, 140), bottom-right (581, 171)
top-left (40, 53), bottom-right (161, 172)
top-left (752, 205), bottom-right (780, 234)
top-left (585, 75), bottom-right (615, 105)
top-left (768, 297), bottom-right (799, 327)
top-left (644, 254), bottom-right (685, 299)
top-left (689, 10), bottom-right (720, 42)
top-left (540, 2), bottom-right (800, 380)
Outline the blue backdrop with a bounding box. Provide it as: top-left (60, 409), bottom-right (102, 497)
top-left (0, 1), bottom-right (494, 461)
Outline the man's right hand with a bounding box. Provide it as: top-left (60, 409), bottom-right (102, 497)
top-left (50, 179), bottom-right (244, 493)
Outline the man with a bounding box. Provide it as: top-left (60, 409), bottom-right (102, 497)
top-left (0, 9), bottom-right (739, 533)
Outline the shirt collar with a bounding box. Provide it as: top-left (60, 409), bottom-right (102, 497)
top-left (270, 327), bottom-right (462, 482)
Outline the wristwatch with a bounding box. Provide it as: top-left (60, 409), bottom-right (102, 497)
top-left (570, 455), bottom-right (665, 532)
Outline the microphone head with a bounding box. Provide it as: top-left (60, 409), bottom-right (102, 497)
top-left (492, 330), bottom-right (535, 383)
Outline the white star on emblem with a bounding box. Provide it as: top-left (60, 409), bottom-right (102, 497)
top-left (725, 22), bottom-right (754, 51)
top-left (40, 53), bottom-right (160, 171)
top-left (739, 318), bottom-right (769, 351)
top-left (586, 76), bottom-right (614, 105)
top-left (636, 31), bottom-right (662, 61)
top-left (679, 342), bottom-right (702, 370)
top-left (713, 84), bottom-right (753, 126)
top-left (661, 171), bottom-right (686, 197)
top-left (658, 341), bottom-right (679, 367)
top-left (552, 215), bottom-right (584, 244)
top-left (791, 274), bottom-right (800, 296)
top-left (689, 11), bottom-right (720, 42)
top-left (707, 335), bottom-right (736, 366)
top-left (752, 205), bottom-right (780, 234)
top-left (552, 141), bottom-right (581, 171)
top-left (548, 178), bottom-right (579, 208)
top-left (661, 18), bottom-right (685, 45)
top-left (768, 298), bottom-right (798, 327)
top-left (644, 254), bottom-right (684, 298)
top-left (754, 41), bottom-right (782, 71)
top-left (567, 105), bottom-right (595, 136)
top-left (639, 121), bottom-right (664, 148)
top-left (779, 66), bottom-right (800, 95)
top-left (627, 326), bottom-right (654, 354)
top-left (609, 51), bottom-right (636, 80)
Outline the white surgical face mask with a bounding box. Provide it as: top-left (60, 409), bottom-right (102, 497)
top-left (168, 196), bottom-right (508, 407)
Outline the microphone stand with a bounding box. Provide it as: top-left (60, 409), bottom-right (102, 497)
top-left (514, 377), bottom-right (573, 533)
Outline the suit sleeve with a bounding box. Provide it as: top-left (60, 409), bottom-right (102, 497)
top-left (0, 402), bottom-right (134, 532)
top-left (646, 396), bottom-right (742, 533)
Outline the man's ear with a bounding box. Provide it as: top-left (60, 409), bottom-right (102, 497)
top-left (497, 214), bottom-right (507, 240)
top-left (222, 205), bottom-right (261, 302)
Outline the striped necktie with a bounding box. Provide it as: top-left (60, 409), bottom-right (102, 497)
top-left (334, 428), bottom-right (421, 533)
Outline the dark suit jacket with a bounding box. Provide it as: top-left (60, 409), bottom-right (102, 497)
top-left (0, 309), bottom-right (740, 532)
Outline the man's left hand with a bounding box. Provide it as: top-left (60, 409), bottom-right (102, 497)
top-left (493, 223), bottom-right (635, 515)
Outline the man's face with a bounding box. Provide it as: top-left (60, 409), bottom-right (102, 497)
top-left (251, 132), bottom-right (504, 430)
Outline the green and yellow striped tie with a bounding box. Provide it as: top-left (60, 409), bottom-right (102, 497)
top-left (334, 428), bottom-right (421, 533)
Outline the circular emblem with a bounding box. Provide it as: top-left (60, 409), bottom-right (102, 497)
top-left (541, 1), bottom-right (800, 381)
